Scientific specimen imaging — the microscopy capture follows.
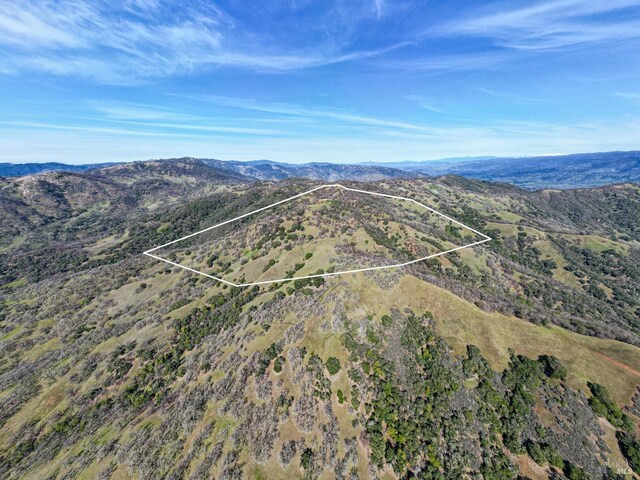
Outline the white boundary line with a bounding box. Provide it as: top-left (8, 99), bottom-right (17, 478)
top-left (143, 184), bottom-right (491, 287)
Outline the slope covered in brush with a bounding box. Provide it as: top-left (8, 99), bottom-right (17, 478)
top-left (0, 164), bottom-right (639, 479)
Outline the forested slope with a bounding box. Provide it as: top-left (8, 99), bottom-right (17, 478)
top-left (1, 162), bottom-right (639, 479)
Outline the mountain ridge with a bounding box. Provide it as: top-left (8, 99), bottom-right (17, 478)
top-left (3, 150), bottom-right (640, 190)
top-left (1, 165), bottom-right (639, 478)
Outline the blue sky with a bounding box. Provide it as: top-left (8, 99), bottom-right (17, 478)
top-left (1, 0), bottom-right (640, 164)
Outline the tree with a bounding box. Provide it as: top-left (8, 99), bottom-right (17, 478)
top-left (564, 461), bottom-right (590, 480)
top-left (325, 357), bottom-right (341, 375)
top-left (300, 447), bottom-right (314, 470)
top-left (587, 382), bottom-right (634, 431)
top-left (617, 431), bottom-right (640, 474)
top-left (537, 355), bottom-right (567, 380)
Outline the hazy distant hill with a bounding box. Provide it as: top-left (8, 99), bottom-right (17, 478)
top-left (397, 150), bottom-right (640, 189)
top-left (3, 150), bottom-right (640, 189)
top-left (0, 162), bottom-right (119, 177)
top-left (1, 158), bottom-right (413, 182)
top-left (200, 158), bottom-right (414, 181)
top-left (1, 163), bottom-right (639, 478)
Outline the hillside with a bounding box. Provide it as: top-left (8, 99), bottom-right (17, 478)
top-left (149, 184), bottom-right (486, 286)
top-left (0, 163), bottom-right (639, 479)
top-left (1, 158), bottom-right (413, 183)
top-left (3, 150), bottom-right (640, 189)
top-left (0, 162), bottom-right (120, 177)
top-left (402, 151), bottom-right (640, 189)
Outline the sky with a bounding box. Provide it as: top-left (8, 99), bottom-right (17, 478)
top-left (1, 0), bottom-right (640, 164)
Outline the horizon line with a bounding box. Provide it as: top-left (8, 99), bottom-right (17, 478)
top-left (3, 148), bottom-right (640, 167)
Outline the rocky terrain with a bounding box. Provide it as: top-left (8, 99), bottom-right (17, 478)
top-left (0, 158), bottom-right (639, 479)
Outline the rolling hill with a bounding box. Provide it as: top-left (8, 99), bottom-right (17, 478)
top-left (372, 150), bottom-right (640, 189)
top-left (3, 150), bottom-right (639, 190)
top-left (0, 161), bottom-right (639, 479)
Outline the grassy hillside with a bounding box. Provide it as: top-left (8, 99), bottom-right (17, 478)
top-left (0, 164), bottom-right (639, 479)
top-left (155, 185), bottom-right (482, 285)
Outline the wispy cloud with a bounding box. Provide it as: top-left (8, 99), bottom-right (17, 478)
top-left (475, 87), bottom-right (542, 103)
top-left (615, 92), bottom-right (640, 101)
top-left (4, 115), bottom-right (639, 164)
top-left (2, 120), bottom-right (283, 138)
top-left (89, 102), bottom-right (203, 122)
top-left (79, 101), bottom-right (290, 136)
top-left (379, 51), bottom-right (511, 73)
top-left (373, 0), bottom-right (384, 19)
top-left (0, 0), bottom-right (407, 83)
top-left (436, 0), bottom-right (640, 51)
top-left (0, 0), bottom-right (224, 83)
top-left (2, 121), bottom-right (181, 138)
top-left (188, 95), bottom-right (442, 133)
top-left (404, 95), bottom-right (446, 113)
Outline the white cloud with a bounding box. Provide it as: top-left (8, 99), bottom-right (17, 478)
top-left (379, 51), bottom-right (511, 73)
top-left (3, 116), bottom-right (640, 164)
top-left (4, 91), bottom-right (639, 164)
top-left (0, 0), bottom-right (226, 82)
top-left (188, 95), bottom-right (442, 133)
top-left (89, 102), bottom-right (204, 122)
top-left (615, 92), bottom-right (640, 101)
top-left (0, 0), bottom-right (406, 83)
top-left (2, 120), bottom-right (283, 138)
top-left (475, 87), bottom-right (542, 103)
top-left (373, 0), bottom-right (384, 19)
top-left (403, 95), bottom-right (446, 113)
top-left (436, 0), bottom-right (640, 51)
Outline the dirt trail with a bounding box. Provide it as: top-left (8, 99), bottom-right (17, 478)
top-left (595, 352), bottom-right (640, 378)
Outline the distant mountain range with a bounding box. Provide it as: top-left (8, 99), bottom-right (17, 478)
top-left (2, 161), bottom-right (640, 478)
top-left (199, 159), bottom-right (413, 182)
top-left (0, 161), bottom-right (119, 177)
top-left (385, 150), bottom-right (640, 189)
top-left (2, 150), bottom-right (639, 189)
top-left (0, 158), bottom-right (415, 183)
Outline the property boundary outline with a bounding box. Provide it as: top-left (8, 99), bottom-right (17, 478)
top-left (143, 184), bottom-right (492, 287)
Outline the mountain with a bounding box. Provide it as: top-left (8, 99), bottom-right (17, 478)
top-left (0, 162), bottom-right (120, 177)
top-left (4, 150), bottom-right (640, 190)
top-left (1, 158), bottom-right (415, 183)
top-left (0, 158), bottom-right (251, 253)
top-left (361, 156), bottom-right (500, 169)
top-left (201, 158), bottom-right (415, 181)
top-left (403, 150), bottom-right (640, 189)
top-left (0, 161), bottom-right (639, 479)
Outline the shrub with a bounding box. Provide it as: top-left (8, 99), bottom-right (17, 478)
top-left (263, 258), bottom-right (276, 272)
top-left (563, 461), bottom-right (590, 480)
top-left (273, 356), bottom-right (285, 373)
top-left (587, 382), bottom-right (634, 431)
top-left (257, 343), bottom-right (282, 376)
top-left (617, 431), bottom-right (640, 474)
top-left (525, 441), bottom-right (545, 465)
top-left (537, 355), bottom-right (567, 380)
top-left (326, 357), bottom-right (341, 375)
top-left (300, 447), bottom-right (314, 470)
